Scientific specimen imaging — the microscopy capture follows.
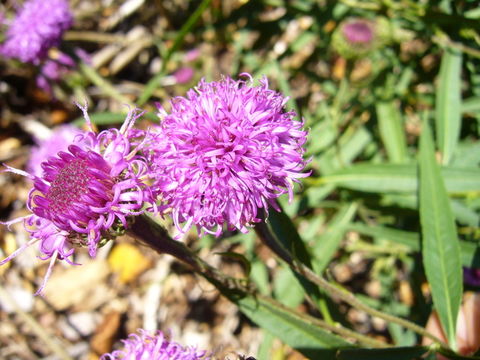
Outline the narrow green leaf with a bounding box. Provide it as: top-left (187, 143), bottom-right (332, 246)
top-left (435, 47), bottom-right (463, 164)
top-left (313, 203), bottom-right (358, 273)
top-left (376, 101), bottom-right (408, 163)
top-left (317, 126), bottom-right (372, 174)
top-left (273, 266), bottom-right (305, 307)
top-left (419, 121), bottom-right (462, 349)
top-left (73, 111), bottom-right (158, 126)
top-left (336, 346), bottom-right (428, 360)
top-left (348, 222), bottom-right (480, 268)
top-left (310, 163), bottom-right (480, 194)
top-left (234, 294), bottom-right (352, 359)
top-left (462, 96), bottom-right (480, 114)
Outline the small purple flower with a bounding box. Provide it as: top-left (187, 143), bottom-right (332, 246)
top-left (101, 329), bottom-right (209, 360)
top-left (148, 73), bottom-right (309, 237)
top-left (342, 20), bottom-right (374, 44)
top-left (0, 0), bottom-right (73, 64)
top-left (1, 104), bottom-right (155, 295)
top-left (464, 267), bottom-right (480, 287)
top-left (27, 124), bottom-right (83, 177)
top-left (173, 67), bottom-right (195, 84)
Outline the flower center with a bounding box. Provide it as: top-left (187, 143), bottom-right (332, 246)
top-left (46, 158), bottom-right (92, 213)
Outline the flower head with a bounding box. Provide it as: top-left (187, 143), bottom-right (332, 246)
top-left (1, 104), bottom-right (154, 295)
top-left (27, 124), bottom-right (83, 177)
top-left (101, 329), bottom-right (210, 360)
top-left (148, 74), bottom-right (309, 237)
top-left (0, 0), bottom-right (72, 64)
top-left (331, 17), bottom-right (391, 59)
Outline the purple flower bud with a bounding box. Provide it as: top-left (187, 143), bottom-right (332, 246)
top-left (147, 73), bottom-right (309, 237)
top-left (101, 329), bottom-right (210, 360)
top-left (0, 0), bottom-right (73, 64)
top-left (342, 20), bottom-right (374, 45)
top-left (1, 104), bottom-right (155, 295)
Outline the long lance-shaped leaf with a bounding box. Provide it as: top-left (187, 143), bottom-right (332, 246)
top-left (435, 47), bottom-right (463, 165)
top-left (419, 121), bottom-right (462, 349)
top-left (347, 223), bottom-right (480, 268)
top-left (310, 163), bottom-right (480, 194)
top-left (376, 101), bottom-right (408, 163)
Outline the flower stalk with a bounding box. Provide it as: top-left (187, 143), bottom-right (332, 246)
top-left (128, 214), bottom-right (388, 348)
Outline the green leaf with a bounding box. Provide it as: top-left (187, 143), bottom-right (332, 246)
top-left (419, 121), bottom-right (462, 349)
top-left (73, 111), bottom-right (157, 126)
top-left (462, 96), bottom-right (480, 114)
top-left (376, 101), bottom-right (408, 163)
top-left (311, 163), bottom-right (480, 195)
top-left (273, 266), bottom-right (305, 307)
top-left (316, 126), bottom-right (372, 174)
top-left (336, 346), bottom-right (428, 360)
top-left (313, 203), bottom-right (358, 273)
top-left (348, 222), bottom-right (480, 268)
top-left (435, 47), bottom-right (463, 165)
top-left (234, 294), bottom-right (352, 359)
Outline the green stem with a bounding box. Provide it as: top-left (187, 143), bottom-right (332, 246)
top-left (127, 214), bottom-right (387, 348)
top-left (255, 221), bottom-right (450, 349)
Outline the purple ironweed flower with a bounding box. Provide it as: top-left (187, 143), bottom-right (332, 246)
top-left (148, 73), bottom-right (309, 237)
top-left (101, 329), bottom-right (210, 360)
top-left (0, 0), bottom-right (72, 64)
top-left (27, 124), bottom-right (83, 177)
top-left (1, 104), bottom-right (155, 295)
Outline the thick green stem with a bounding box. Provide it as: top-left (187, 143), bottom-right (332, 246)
top-left (255, 221), bottom-right (450, 349)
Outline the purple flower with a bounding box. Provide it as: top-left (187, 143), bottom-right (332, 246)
top-left (27, 124), bottom-right (83, 177)
top-left (101, 329), bottom-right (209, 360)
top-left (0, 0), bottom-right (72, 64)
top-left (342, 20), bottom-right (374, 44)
top-left (1, 104), bottom-right (155, 295)
top-left (173, 67), bottom-right (195, 84)
top-left (464, 267), bottom-right (480, 287)
top-left (148, 73), bottom-right (309, 237)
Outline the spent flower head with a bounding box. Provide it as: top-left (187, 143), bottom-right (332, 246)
top-left (1, 103), bottom-right (155, 295)
top-left (0, 0), bottom-right (72, 64)
top-left (101, 329), bottom-right (210, 360)
top-left (148, 73), bottom-right (309, 237)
